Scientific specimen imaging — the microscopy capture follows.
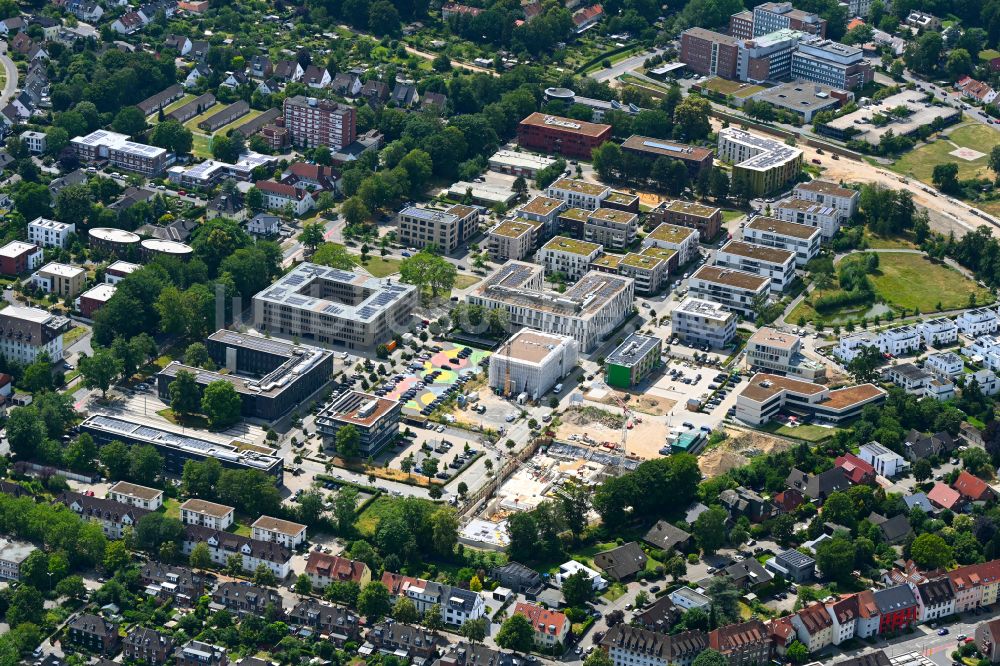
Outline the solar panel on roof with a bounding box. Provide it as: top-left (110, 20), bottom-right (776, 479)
top-left (642, 140), bottom-right (684, 153)
top-left (357, 306), bottom-right (376, 319)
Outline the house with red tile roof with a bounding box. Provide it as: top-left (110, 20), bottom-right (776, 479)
top-left (834, 453), bottom-right (876, 485)
top-left (255, 179), bottom-right (315, 215)
top-left (927, 482), bottom-right (963, 510)
top-left (305, 552), bottom-right (372, 590)
top-left (953, 470), bottom-right (996, 502)
top-left (572, 4), bottom-right (604, 32)
top-left (790, 602), bottom-right (833, 652)
top-left (514, 602), bottom-right (570, 646)
top-left (947, 560), bottom-right (1000, 612)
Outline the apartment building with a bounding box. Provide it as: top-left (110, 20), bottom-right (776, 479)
top-left (397, 204), bottom-right (478, 254)
top-left (251, 516), bottom-right (307, 549)
top-left (516, 195), bottom-right (566, 235)
top-left (467, 261), bottom-right (634, 352)
top-left (254, 179), bottom-right (315, 215)
top-left (915, 577), bottom-right (956, 623)
top-left (514, 602), bottom-right (570, 647)
top-left (487, 219), bottom-right (541, 262)
top-left (680, 27), bottom-right (741, 79)
top-left (688, 265), bottom-right (771, 320)
top-left (619, 135), bottom-right (713, 176)
top-left (22, 130), bottom-right (46, 154)
top-left (925, 351), bottom-right (964, 379)
top-left (647, 200), bottom-right (722, 241)
top-left (791, 38), bottom-right (873, 90)
top-left (715, 240), bottom-right (796, 292)
top-left (0, 240), bottom-right (42, 275)
top-left (31, 262), bottom-right (86, 297)
top-left (382, 572), bottom-right (486, 627)
top-left (791, 603), bottom-right (833, 653)
top-left (876, 325), bottom-right (922, 356)
top-left (584, 208), bottom-right (638, 250)
top-left (0, 305), bottom-right (66, 365)
top-left (67, 613), bottom-right (120, 656)
top-left (124, 626), bottom-right (175, 666)
top-left (834, 331), bottom-right (876, 363)
top-left (179, 499), bottom-right (235, 530)
top-left (859, 441), bottom-right (909, 478)
top-left (28, 217), bottom-right (75, 248)
top-left (283, 95), bottom-right (357, 150)
top-left (746, 327), bottom-right (826, 380)
top-left (735, 373), bottom-right (885, 425)
top-left (212, 581), bottom-right (284, 617)
top-left (717, 128), bottom-right (803, 196)
top-left (742, 216), bottom-right (820, 266)
top-left (708, 619), bottom-right (771, 666)
top-left (316, 391), bottom-right (402, 458)
top-left (253, 263), bottom-right (418, 349)
top-left (105, 260), bottom-right (141, 284)
top-left (181, 524), bottom-right (292, 578)
top-left (618, 249), bottom-right (671, 294)
top-left (538, 236), bottom-right (603, 281)
top-left (918, 317), bottom-right (959, 347)
top-left (793, 179), bottom-right (858, 220)
top-left (605, 333), bottom-right (662, 388)
top-left (71, 129), bottom-right (171, 176)
top-left (305, 552), bottom-right (372, 590)
top-left (516, 112), bottom-right (612, 160)
top-left (0, 538), bottom-right (35, 581)
top-left (57, 491), bottom-right (149, 539)
top-left (642, 222), bottom-right (699, 265)
top-left (672, 297), bottom-right (738, 349)
top-left (546, 177), bottom-right (610, 210)
top-left (488, 329), bottom-right (579, 398)
top-left (774, 197), bottom-right (842, 239)
top-left (602, 625), bottom-right (707, 666)
top-left (957, 307), bottom-right (1000, 337)
top-left (109, 481), bottom-right (163, 510)
top-left (290, 599), bottom-right (361, 645)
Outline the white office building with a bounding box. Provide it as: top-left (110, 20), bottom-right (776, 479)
top-left (741, 216), bottom-right (820, 266)
top-left (714, 240), bottom-right (796, 292)
top-left (918, 317), bottom-right (959, 347)
top-left (28, 217), bottom-right (75, 249)
top-left (488, 329), bottom-right (579, 399)
top-left (671, 297), bottom-right (738, 349)
top-left (956, 308), bottom-right (1000, 337)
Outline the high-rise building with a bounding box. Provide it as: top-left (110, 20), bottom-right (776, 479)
top-left (791, 39), bottom-right (873, 90)
top-left (282, 95), bottom-right (357, 150)
top-left (751, 2), bottom-right (826, 37)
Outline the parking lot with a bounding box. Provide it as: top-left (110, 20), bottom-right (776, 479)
top-left (379, 343), bottom-right (490, 419)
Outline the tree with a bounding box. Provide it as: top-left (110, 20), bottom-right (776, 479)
top-left (201, 381), bottom-right (243, 429)
top-left (333, 486), bottom-right (359, 533)
top-left (313, 243), bottom-right (357, 269)
top-left (103, 540), bottom-right (130, 573)
top-left (430, 507), bottom-right (459, 556)
top-left (150, 119), bottom-right (194, 155)
top-left (461, 617), bottom-right (488, 644)
top-left (913, 458), bottom-right (932, 482)
top-left (246, 187), bottom-right (265, 213)
top-left (358, 581), bottom-right (391, 621)
top-left (706, 576), bottom-right (740, 624)
top-left (55, 183), bottom-right (94, 226)
top-left (673, 96), bottom-right (711, 141)
top-left (513, 176), bottom-right (528, 198)
top-left (368, 0), bottom-right (401, 35)
top-left (190, 542), bottom-right (212, 569)
top-left (393, 597), bottom-right (419, 623)
top-left (422, 456), bottom-right (440, 480)
top-left (6, 407), bottom-right (45, 459)
top-left (400, 250), bottom-right (458, 298)
top-left (815, 534), bottom-right (856, 583)
top-left (341, 196), bottom-right (370, 227)
top-left (14, 182), bottom-right (51, 220)
top-left (910, 533), bottom-right (953, 569)
top-left (7, 585), bottom-right (44, 627)
top-left (184, 342), bottom-right (211, 368)
top-left (787, 642), bottom-right (809, 665)
top-left (561, 569), bottom-right (595, 607)
top-left (56, 575), bottom-right (87, 599)
top-left (693, 506), bottom-right (728, 554)
top-left (298, 221), bottom-right (325, 254)
top-left (169, 369), bottom-right (201, 416)
top-left (335, 424), bottom-right (361, 458)
top-left (254, 563), bottom-right (277, 587)
top-left (947, 48), bottom-right (973, 79)
top-left (100, 440), bottom-right (131, 480)
top-left (129, 445), bottom-right (164, 485)
top-left (932, 162), bottom-right (960, 194)
top-left (112, 106), bottom-right (147, 136)
top-left (846, 345), bottom-right (883, 384)
top-left (294, 574), bottom-right (313, 595)
top-left (212, 132), bottom-right (245, 163)
top-left (80, 348), bottom-right (123, 399)
top-left (496, 613), bottom-right (534, 653)
top-left (584, 650), bottom-right (614, 666)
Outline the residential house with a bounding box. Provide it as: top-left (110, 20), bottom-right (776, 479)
top-left (331, 72), bottom-right (362, 96)
top-left (708, 619), bottom-right (771, 666)
top-left (791, 602), bottom-right (833, 653)
top-left (273, 60), bottom-right (303, 82)
top-left (363, 621), bottom-right (441, 662)
top-left (181, 525), bottom-right (292, 578)
top-left (634, 596), bottom-right (682, 633)
top-left (917, 317), bottom-right (959, 347)
top-left (834, 453), bottom-right (876, 485)
top-left (303, 65), bottom-right (332, 89)
top-left (184, 63), bottom-right (214, 88)
top-left (212, 581), bottom-right (284, 617)
top-left (124, 626), bottom-right (174, 666)
top-left (903, 492), bottom-right (935, 514)
top-left (954, 470), bottom-right (996, 503)
top-left (381, 572), bottom-right (486, 626)
top-left (719, 486), bottom-right (776, 522)
top-left (868, 512), bottom-right (913, 544)
top-left (825, 595), bottom-right (860, 645)
top-left (251, 516), bottom-right (307, 548)
top-left (304, 552), bottom-right (372, 590)
top-left (858, 442), bottom-right (909, 478)
top-left (642, 520), bottom-right (692, 552)
top-left (670, 586), bottom-right (712, 612)
top-left (206, 191), bottom-right (247, 221)
top-left (421, 92), bottom-right (447, 112)
top-left (112, 11), bottom-right (145, 33)
top-left (255, 180), bottom-right (315, 215)
top-left (140, 561), bottom-right (205, 606)
top-left (360, 80), bottom-right (390, 106)
top-left (765, 549), bottom-right (815, 583)
top-left (722, 558), bottom-right (774, 591)
top-left (554, 561), bottom-right (607, 591)
top-left (593, 541), bottom-right (647, 581)
top-left (928, 482), bottom-right (964, 511)
top-left (109, 481), bottom-right (163, 510)
top-left (491, 562), bottom-right (544, 598)
top-left (179, 499), bottom-right (235, 530)
top-left (56, 491), bottom-right (149, 539)
top-left (915, 577), bottom-right (955, 623)
top-left (250, 55), bottom-right (273, 79)
top-left (176, 641), bottom-right (228, 666)
top-left (785, 467), bottom-right (850, 502)
top-left (602, 624), bottom-right (707, 666)
top-left (975, 618), bottom-right (1000, 663)
top-left (514, 602), bottom-right (570, 647)
top-left (390, 83), bottom-right (418, 107)
top-left (246, 213), bottom-right (280, 236)
top-left (164, 34), bottom-right (192, 55)
top-left (903, 429), bottom-right (956, 462)
top-left (957, 307), bottom-right (1000, 336)
top-left (288, 599), bottom-right (361, 645)
top-left (66, 613), bottom-right (120, 656)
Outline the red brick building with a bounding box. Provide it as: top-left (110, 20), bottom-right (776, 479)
top-left (0, 241), bottom-right (42, 276)
top-left (680, 27), bottom-right (740, 79)
top-left (516, 112), bottom-right (612, 160)
top-left (873, 585), bottom-right (918, 634)
top-left (283, 95), bottom-right (357, 150)
top-left (78, 284), bottom-right (116, 319)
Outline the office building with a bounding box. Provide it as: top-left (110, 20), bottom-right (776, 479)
top-left (749, 81), bottom-right (849, 122)
top-left (717, 128), bottom-right (803, 196)
top-left (774, 197), bottom-right (842, 239)
top-left (539, 236), bottom-right (603, 281)
top-left (397, 204), bottom-right (478, 254)
top-left (715, 240), bottom-right (796, 291)
top-left (681, 27), bottom-right (804, 82)
top-left (735, 373), bottom-right (885, 425)
top-left (488, 150), bottom-right (556, 177)
top-left (746, 327), bottom-right (826, 380)
top-left (546, 177), bottom-right (610, 210)
top-left (180, 498), bottom-right (235, 530)
top-left (584, 208), bottom-right (638, 250)
top-left (742, 216), bottom-right (821, 266)
top-left (648, 200), bottom-right (722, 241)
top-left (488, 329), bottom-right (579, 398)
top-left (605, 333), bottom-right (662, 388)
top-left (792, 38), bottom-right (872, 90)
top-left (751, 2), bottom-right (826, 37)
top-left (0, 538), bottom-right (35, 581)
top-left (71, 129), bottom-right (171, 176)
top-left (0, 305), bottom-right (67, 364)
top-left (167, 152), bottom-right (278, 189)
top-left (672, 297), bottom-right (738, 348)
top-left (81, 413), bottom-right (283, 482)
top-left (620, 135), bottom-right (713, 176)
top-left (316, 391), bottom-right (401, 457)
top-left (0, 240), bottom-right (42, 275)
top-left (689, 265), bottom-right (770, 320)
top-left (642, 222), bottom-right (700, 265)
top-left (253, 264), bottom-right (418, 350)
top-left (680, 27), bottom-right (740, 79)
top-left (487, 218), bottom-right (542, 262)
top-left (28, 217), bottom-right (75, 249)
top-left (467, 261), bottom-right (634, 352)
top-left (283, 95), bottom-right (357, 150)
top-left (516, 112), bottom-right (612, 160)
top-left (156, 330), bottom-right (334, 420)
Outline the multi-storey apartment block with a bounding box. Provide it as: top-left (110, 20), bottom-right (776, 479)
top-left (546, 177), bottom-right (610, 210)
top-left (715, 240), bottom-right (796, 292)
top-left (642, 223), bottom-right (699, 265)
top-left (487, 219), bottom-right (542, 262)
top-left (688, 265), bottom-right (770, 320)
top-left (672, 297), bottom-right (738, 349)
top-left (742, 216), bottom-right (820, 266)
top-left (397, 204), bottom-right (478, 254)
top-left (717, 128), bottom-right (803, 196)
top-left (283, 95), bottom-right (357, 150)
top-left (647, 200), bottom-right (722, 241)
top-left (28, 217), bottom-right (75, 248)
top-left (538, 236), bottom-right (603, 281)
top-left (71, 129), bottom-right (171, 176)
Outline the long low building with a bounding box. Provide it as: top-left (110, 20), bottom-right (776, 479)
top-left (735, 373), bottom-right (885, 425)
top-left (467, 261), bottom-right (634, 352)
top-left (80, 414), bottom-right (283, 482)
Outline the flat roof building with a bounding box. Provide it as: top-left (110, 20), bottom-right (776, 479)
top-left (546, 177), bottom-right (610, 211)
top-left (253, 263), bottom-right (418, 350)
top-left (793, 180), bottom-right (858, 224)
top-left (487, 219), bottom-right (542, 263)
top-left (792, 38), bottom-right (873, 90)
top-left (397, 204), bottom-right (478, 254)
top-left (0, 240), bottom-right (42, 275)
top-left (620, 135), bottom-right (713, 176)
top-left (648, 199), bottom-right (722, 241)
top-left (0, 538), bottom-right (36, 581)
top-left (819, 89), bottom-right (960, 143)
top-left (584, 208), bottom-right (638, 250)
top-left (488, 150), bottom-right (556, 178)
top-left (774, 197), bottom-right (843, 239)
top-left (77, 283), bottom-right (117, 319)
top-left (28, 217), bottom-right (75, 249)
top-left (539, 236), bottom-right (603, 281)
top-left (718, 127), bottom-right (802, 196)
top-left (735, 373), bottom-right (885, 425)
top-left (89, 227), bottom-right (142, 258)
top-left (516, 112), bottom-right (612, 160)
top-left (488, 329), bottom-right (579, 399)
top-left (316, 391), bottom-right (401, 458)
top-left (742, 215), bottom-right (821, 266)
top-left (672, 296), bottom-right (738, 349)
top-left (106, 260), bottom-right (141, 284)
top-left (468, 261), bottom-right (634, 352)
top-left (715, 240), bottom-right (797, 292)
top-left (746, 326), bottom-right (826, 381)
top-left (749, 81), bottom-right (848, 122)
top-left (31, 262), bottom-right (86, 297)
top-left (81, 413), bottom-right (283, 482)
top-left (605, 333), bottom-right (662, 388)
top-left (642, 222), bottom-right (700, 265)
top-left (71, 129), bottom-right (172, 176)
top-left (688, 265), bottom-right (770, 320)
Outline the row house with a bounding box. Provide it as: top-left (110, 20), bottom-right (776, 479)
top-left (957, 307), bottom-right (1000, 337)
top-left (790, 602), bottom-right (833, 653)
top-left (874, 585), bottom-right (919, 633)
top-left (364, 621), bottom-right (441, 662)
top-left (56, 491), bottom-right (149, 539)
top-left (212, 581), bottom-right (284, 617)
top-left (876, 325), bottom-right (922, 357)
top-left (913, 577), bottom-right (956, 622)
top-left (918, 317), bottom-right (959, 347)
top-left (140, 561), bottom-right (205, 606)
top-left (381, 572), bottom-right (486, 627)
top-left (289, 599), bottom-right (361, 645)
top-left (708, 619), bottom-right (771, 666)
top-left (948, 561), bottom-right (1000, 612)
top-left (182, 525), bottom-right (292, 578)
top-left (601, 624), bottom-right (707, 666)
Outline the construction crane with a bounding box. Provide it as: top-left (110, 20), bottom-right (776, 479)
top-left (605, 390), bottom-right (633, 477)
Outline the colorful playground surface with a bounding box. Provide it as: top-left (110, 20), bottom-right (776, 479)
top-left (387, 344), bottom-right (491, 415)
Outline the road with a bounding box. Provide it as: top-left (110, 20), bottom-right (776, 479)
top-left (0, 44), bottom-right (17, 107)
top-left (591, 48), bottom-right (664, 83)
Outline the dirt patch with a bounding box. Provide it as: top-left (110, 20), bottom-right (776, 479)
top-left (589, 388), bottom-right (676, 416)
top-left (554, 403), bottom-right (671, 460)
top-left (698, 427), bottom-right (797, 478)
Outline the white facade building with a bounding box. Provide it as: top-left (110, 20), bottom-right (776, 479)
top-left (859, 441), bottom-right (909, 478)
top-left (555, 560), bottom-right (607, 591)
top-left (0, 306), bottom-right (65, 364)
top-left (877, 325), bottom-right (922, 357)
top-left (179, 499), bottom-right (235, 530)
top-left (714, 240), bottom-right (796, 292)
top-left (688, 265), bottom-right (771, 320)
top-left (538, 236), bottom-right (603, 281)
top-left (672, 297), bottom-right (738, 349)
top-left (918, 318), bottom-right (959, 347)
top-left (488, 329), bottom-right (579, 399)
top-left (251, 516), bottom-right (307, 548)
top-left (545, 178), bottom-right (610, 210)
top-left (741, 216), bottom-right (821, 266)
top-left (774, 197), bottom-right (843, 240)
top-left (28, 217), bottom-right (75, 248)
top-left (957, 308), bottom-right (1000, 337)
top-left (792, 179), bottom-right (859, 223)
top-left (925, 352), bottom-right (964, 379)
top-left (642, 223), bottom-right (699, 265)
top-left (108, 481), bottom-right (163, 510)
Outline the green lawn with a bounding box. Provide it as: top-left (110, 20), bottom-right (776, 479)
top-left (454, 274), bottom-right (480, 289)
top-left (209, 108), bottom-right (264, 138)
top-left (722, 209), bottom-right (745, 223)
top-left (868, 252), bottom-right (992, 312)
top-left (155, 94), bottom-right (199, 118)
top-left (356, 255), bottom-right (403, 278)
top-left (891, 124), bottom-right (1000, 185)
top-left (191, 133), bottom-right (212, 159)
top-left (700, 77), bottom-right (764, 98)
top-left (156, 407), bottom-right (211, 430)
top-left (163, 498), bottom-right (180, 519)
top-left (761, 422), bottom-right (836, 442)
top-left (64, 325), bottom-right (88, 346)
top-left (980, 49), bottom-right (1000, 62)
top-left (863, 230), bottom-right (916, 249)
top-left (182, 104), bottom-right (226, 131)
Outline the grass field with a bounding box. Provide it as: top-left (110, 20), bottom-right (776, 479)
top-left (891, 124), bottom-right (1000, 185)
top-left (191, 133), bottom-right (212, 158)
top-left (722, 209), bottom-right (745, 223)
top-left (356, 255), bottom-right (402, 278)
top-left (210, 108), bottom-right (265, 138)
top-left (354, 495), bottom-right (437, 537)
top-left (762, 422), bottom-right (836, 442)
top-left (981, 49), bottom-right (1000, 62)
top-left (454, 274), bottom-right (480, 289)
top-left (64, 325), bottom-right (88, 346)
top-left (700, 77), bottom-right (765, 98)
top-left (182, 104), bottom-right (227, 131)
top-left (863, 230), bottom-right (916, 249)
